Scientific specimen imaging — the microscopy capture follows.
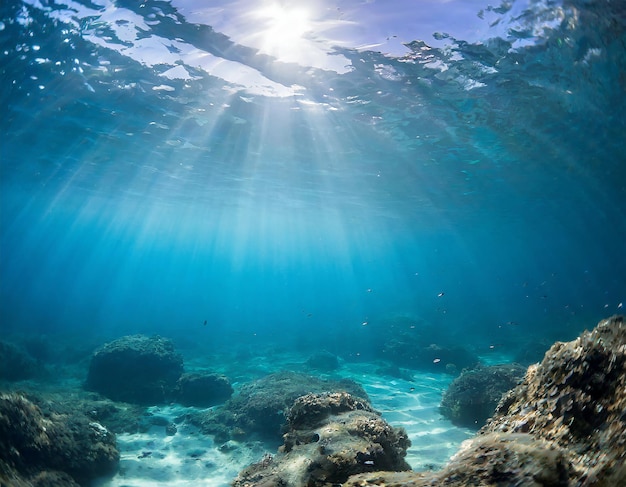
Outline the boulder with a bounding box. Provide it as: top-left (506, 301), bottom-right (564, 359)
top-left (233, 392), bottom-right (411, 487)
top-left (175, 372), bottom-right (233, 407)
top-left (439, 363), bottom-right (526, 428)
top-left (85, 335), bottom-right (183, 404)
top-left (344, 315), bottom-right (626, 486)
top-left (187, 371), bottom-right (369, 442)
top-left (305, 350), bottom-right (340, 371)
top-left (0, 340), bottom-right (39, 381)
top-left (0, 392), bottom-right (119, 486)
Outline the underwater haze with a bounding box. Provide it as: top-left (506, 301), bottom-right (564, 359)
top-left (1, 0), bottom-right (626, 359)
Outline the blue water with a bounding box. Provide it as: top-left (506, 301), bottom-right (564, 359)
top-left (1, 0), bottom-right (625, 361)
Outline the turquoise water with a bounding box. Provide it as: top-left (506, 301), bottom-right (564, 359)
top-left (1, 0), bottom-right (625, 361)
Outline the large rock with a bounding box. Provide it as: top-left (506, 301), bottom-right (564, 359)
top-left (345, 315), bottom-right (626, 486)
top-left (439, 363), bottom-right (526, 428)
top-left (175, 372), bottom-right (233, 407)
top-left (188, 371), bottom-right (369, 442)
top-left (0, 340), bottom-right (39, 381)
top-left (86, 335), bottom-right (183, 404)
top-left (233, 392), bottom-right (411, 487)
top-left (0, 393), bottom-right (119, 486)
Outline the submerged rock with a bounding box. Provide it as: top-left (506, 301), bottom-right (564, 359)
top-left (440, 363), bottom-right (526, 428)
top-left (344, 315), bottom-right (626, 486)
top-left (85, 334), bottom-right (183, 404)
top-left (0, 392), bottom-right (119, 486)
top-left (175, 372), bottom-right (233, 407)
top-left (233, 392), bottom-right (410, 487)
top-left (305, 350), bottom-right (340, 371)
top-left (0, 340), bottom-right (39, 381)
top-left (383, 338), bottom-right (479, 374)
top-left (189, 371), bottom-right (369, 442)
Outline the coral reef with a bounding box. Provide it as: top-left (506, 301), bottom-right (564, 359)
top-left (233, 392), bottom-right (410, 487)
top-left (0, 340), bottom-right (39, 381)
top-left (85, 335), bottom-right (184, 404)
top-left (175, 372), bottom-right (234, 407)
top-left (344, 315), bottom-right (626, 486)
top-left (0, 392), bottom-right (119, 486)
top-left (187, 371), bottom-right (369, 442)
top-left (439, 363), bottom-right (526, 428)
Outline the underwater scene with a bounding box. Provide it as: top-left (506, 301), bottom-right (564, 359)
top-left (1, 0), bottom-right (625, 485)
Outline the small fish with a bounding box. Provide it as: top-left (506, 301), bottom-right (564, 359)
top-left (437, 292), bottom-right (445, 297)
top-left (363, 460), bottom-right (374, 466)
top-left (203, 320), bottom-right (207, 326)
top-left (433, 358), bottom-right (441, 363)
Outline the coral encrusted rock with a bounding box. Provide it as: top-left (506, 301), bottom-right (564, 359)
top-left (233, 392), bottom-right (411, 487)
top-left (344, 315), bottom-right (626, 486)
top-left (0, 392), bottom-right (119, 486)
top-left (86, 335), bottom-right (183, 404)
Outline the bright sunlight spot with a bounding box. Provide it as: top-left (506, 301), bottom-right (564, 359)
top-left (253, 3), bottom-right (312, 60)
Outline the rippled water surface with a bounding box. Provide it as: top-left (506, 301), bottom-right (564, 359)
top-left (1, 0), bottom-right (625, 351)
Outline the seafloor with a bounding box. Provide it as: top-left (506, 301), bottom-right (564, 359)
top-left (1, 315), bottom-right (625, 486)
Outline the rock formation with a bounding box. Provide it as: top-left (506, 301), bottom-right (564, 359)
top-left (344, 315), bottom-right (626, 486)
top-left (188, 371), bottom-right (368, 442)
top-left (440, 363), bottom-right (526, 428)
top-left (85, 334), bottom-right (184, 404)
top-left (0, 393), bottom-right (119, 486)
top-left (233, 392), bottom-right (411, 487)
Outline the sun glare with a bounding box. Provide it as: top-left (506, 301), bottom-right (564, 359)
top-left (254, 3), bottom-right (312, 60)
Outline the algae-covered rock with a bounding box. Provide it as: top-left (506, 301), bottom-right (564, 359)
top-left (233, 392), bottom-right (410, 487)
top-left (345, 315), bottom-right (626, 486)
top-left (86, 334), bottom-right (183, 404)
top-left (175, 372), bottom-right (233, 407)
top-left (0, 392), bottom-right (119, 485)
top-left (483, 314), bottom-right (626, 484)
top-left (189, 371), bottom-right (368, 442)
top-left (305, 350), bottom-right (340, 371)
top-left (440, 363), bottom-right (526, 428)
top-left (0, 340), bottom-right (39, 381)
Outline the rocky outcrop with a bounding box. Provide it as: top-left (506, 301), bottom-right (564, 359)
top-left (233, 392), bottom-right (411, 487)
top-left (85, 335), bottom-right (183, 404)
top-left (175, 372), bottom-right (233, 407)
top-left (305, 351), bottom-right (340, 371)
top-left (0, 393), bottom-right (119, 486)
top-left (0, 340), bottom-right (39, 381)
top-left (188, 371), bottom-right (368, 442)
top-left (344, 315), bottom-right (626, 486)
top-left (440, 363), bottom-right (526, 428)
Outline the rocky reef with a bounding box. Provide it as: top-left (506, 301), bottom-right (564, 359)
top-left (233, 392), bottom-right (411, 487)
top-left (440, 363), bottom-right (526, 428)
top-left (0, 392), bottom-right (119, 486)
top-left (344, 315), bottom-right (626, 486)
